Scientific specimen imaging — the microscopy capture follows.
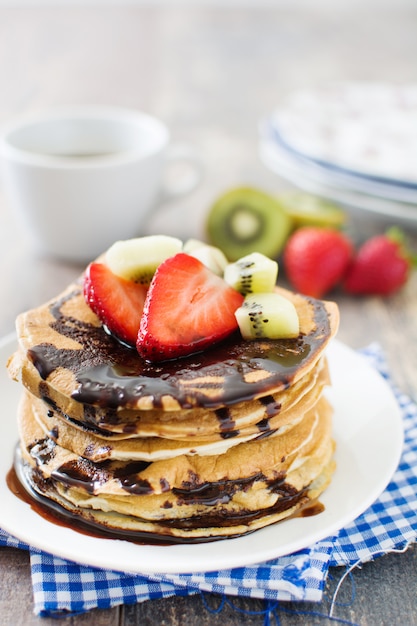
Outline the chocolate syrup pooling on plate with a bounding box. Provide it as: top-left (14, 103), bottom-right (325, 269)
top-left (9, 445), bottom-right (323, 545)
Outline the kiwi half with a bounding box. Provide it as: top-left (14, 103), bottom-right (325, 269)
top-left (206, 187), bottom-right (293, 261)
top-left (279, 192), bottom-right (346, 229)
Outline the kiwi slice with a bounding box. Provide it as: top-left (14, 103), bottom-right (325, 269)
top-left (206, 187), bottom-right (293, 261)
top-left (278, 192), bottom-right (346, 229)
top-left (105, 235), bottom-right (182, 284)
top-left (235, 292), bottom-right (300, 340)
top-left (224, 252), bottom-right (278, 296)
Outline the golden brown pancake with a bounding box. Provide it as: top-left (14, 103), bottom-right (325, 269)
top-left (23, 355), bottom-right (330, 447)
top-left (8, 262), bottom-right (339, 543)
top-left (8, 280), bottom-right (339, 413)
top-left (17, 391), bottom-right (335, 541)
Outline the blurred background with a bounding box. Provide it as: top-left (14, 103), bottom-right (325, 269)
top-left (0, 0), bottom-right (416, 332)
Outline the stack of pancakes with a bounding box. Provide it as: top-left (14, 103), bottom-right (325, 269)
top-left (7, 276), bottom-right (339, 543)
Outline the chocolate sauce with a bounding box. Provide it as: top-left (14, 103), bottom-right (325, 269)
top-left (259, 395), bottom-right (281, 417)
top-left (52, 458), bottom-right (110, 494)
top-left (173, 472), bottom-right (263, 507)
top-left (28, 437), bottom-right (56, 464)
top-left (83, 442), bottom-right (112, 458)
top-left (7, 462), bottom-right (176, 545)
top-left (27, 288), bottom-right (331, 411)
top-left (9, 446), bottom-right (324, 545)
top-left (113, 461), bottom-right (153, 495)
top-left (39, 387), bottom-right (127, 439)
top-left (256, 418), bottom-right (271, 433)
top-left (215, 407), bottom-right (240, 439)
top-left (297, 501), bottom-right (325, 517)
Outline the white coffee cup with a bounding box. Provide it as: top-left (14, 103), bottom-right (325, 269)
top-left (0, 106), bottom-right (202, 262)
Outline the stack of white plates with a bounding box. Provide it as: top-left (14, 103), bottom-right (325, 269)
top-left (259, 82), bottom-right (417, 227)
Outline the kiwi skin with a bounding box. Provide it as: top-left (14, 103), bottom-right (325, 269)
top-left (206, 187), bottom-right (293, 261)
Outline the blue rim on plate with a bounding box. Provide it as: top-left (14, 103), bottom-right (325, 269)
top-left (263, 118), bottom-right (417, 195)
top-left (259, 138), bottom-right (417, 226)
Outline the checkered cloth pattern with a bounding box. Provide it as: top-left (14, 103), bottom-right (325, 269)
top-left (1, 344), bottom-right (416, 617)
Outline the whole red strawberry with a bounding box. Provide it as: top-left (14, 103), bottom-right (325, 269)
top-left (283, 227), bottom-right (353, 298)
top-left (344, 228), bottom-right (413, 296)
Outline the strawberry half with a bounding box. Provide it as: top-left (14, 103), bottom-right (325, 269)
top-left (137, 252), bottom-right (244, 362)
top-left (84, 262), bottom-right (148, 346)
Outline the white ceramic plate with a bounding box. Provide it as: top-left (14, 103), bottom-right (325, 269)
top-left (0, 335), bottom-right (403, 575)
top-left (260, 139), bottom-right (417, 228)
top-left (263, 123), bottom-right (417, 205)
top-left (266, 82), bottom-right (417, 187)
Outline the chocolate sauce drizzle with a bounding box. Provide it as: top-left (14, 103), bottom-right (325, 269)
top-left (27, 287), bottom-right (331, 411)
top-left (13, 445), bottom-right (310, 543)
top-left (13, 287), bottom-right (330, 544)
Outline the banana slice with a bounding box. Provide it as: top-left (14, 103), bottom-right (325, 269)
top-left (105, 235), bottom-right (182, 284)
top-left (224, 252), bottom-right (278, 296)
top-left (235, 292), bottom-right (300, 340)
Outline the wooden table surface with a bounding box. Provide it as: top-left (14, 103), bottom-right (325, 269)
top-left (0, 4), bottom-right (416, 625)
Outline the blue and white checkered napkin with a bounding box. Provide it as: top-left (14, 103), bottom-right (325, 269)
top-left (1, 344), bottom-right (416, 617)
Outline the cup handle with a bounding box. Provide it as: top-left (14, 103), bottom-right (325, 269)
top-left (160, 143), bottom-right (203, 200)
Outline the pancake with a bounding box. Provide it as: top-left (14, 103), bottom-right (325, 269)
top-left (9, 347), bottom-right (329, 442)
top-left (8, 280), bottom-right (339, 413)
top-left (19, 361), bottom-right (329, 461)
top-left (17, 391), bottom-right (335, 541)
top-left (23, 355), bottom-right (330, 449)
top-left (7, 250), bottom-right (339, 543)
top-left (25, 391), bottom-right (271, 461)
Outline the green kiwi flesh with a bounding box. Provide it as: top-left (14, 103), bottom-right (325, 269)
top-left (224, 252), bottom-right (278, 296)
top-left (206, 187), bottom-right (293, 261)
top-left (105, 235), bottom-right (182, 284)
top-left (279, 192), bottom-right (346, 229)
top-left (235, 292), bottom-right (300, 340)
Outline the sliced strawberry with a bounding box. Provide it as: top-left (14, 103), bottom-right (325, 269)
top-left (84, 262), bottom-right (148, 346)
top-left (137, 253), bottom-right (244, 362)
